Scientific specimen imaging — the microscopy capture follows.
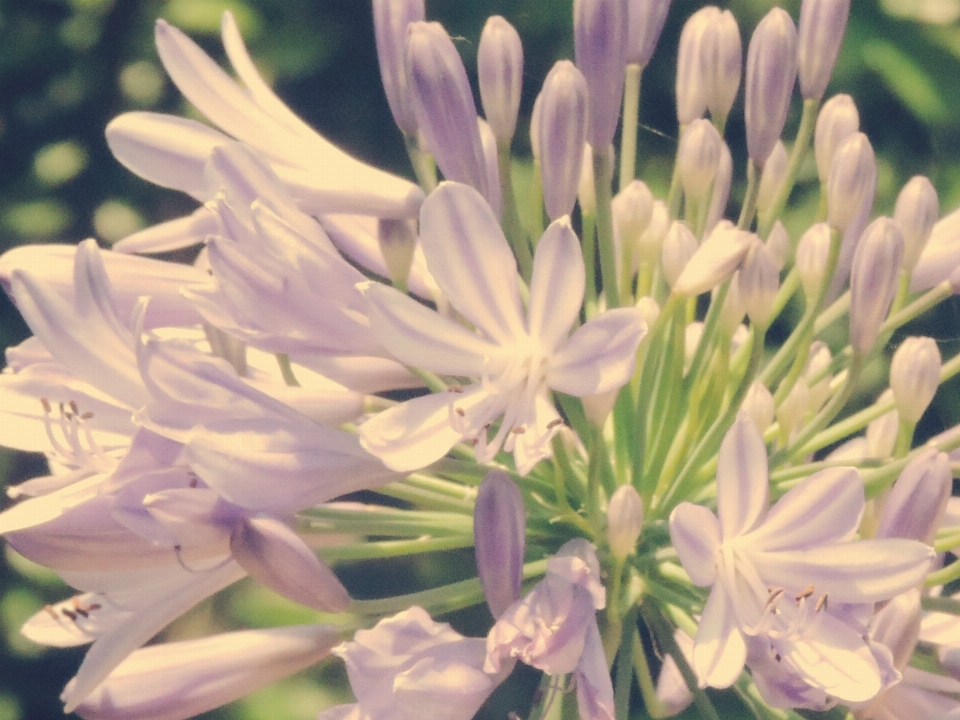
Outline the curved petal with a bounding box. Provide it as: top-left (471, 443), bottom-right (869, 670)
top-left (528, 217), bottom-right (584, 350)
top-left (693, 585), bottom-right (746, 689)
top-left (716, 415), bottom-right (769, 540)
top-left (547, 308), bottom-right (646, 396)
top-left (418, 183), bottom-right (525, 344)
top-left (669, 503), bottom-right (721, 587)
top-left (362, 282), bottom-right (493, 376)
top-left (752, 538), bottom-right (934, 603)
top-left (744, 466), bottom-right (863, 550)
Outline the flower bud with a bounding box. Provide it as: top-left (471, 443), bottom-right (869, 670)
top-left (574, 0), bottom-right (630, 149)
top-left (866, 391), bottom-right (899, 459)
top-left (741, 381), bottom-right (775, 433)
top-left (705, 141), bottom-right (733, 234)
top-left (377, 218), bottom-right (417, 290)
top-left (474, 471), bottom-right (526, 619)
top-left (406, 22), bottom-right (488, 199)
top-left (798, 0), bottom-right (851, 100)
top-left (477, 118), bottom-right (503, 218)
top-left (636, 295), bottom-right (661, 326)
top-left (849, 217), bottom-right (904, 355)
top-left (869, 589), bottom-right (921, 673)
top-left (478, 16), bottom-right (524, 143)
top-left (627, 0), bottom-right (672, 67)
top-left (674, 223), bottom-right (753, 297)
top-left (607, 485), bottom-right (643, 559)
top-left (662, 221), bottom-right (698, 288)
top-left (756, 141), bottom-right (788, 216)
top-left (894, 175), bottom-right (939, 274)
top-left (538, 61), bottom-right (589, 220)
top-left (530, 92), bottom-right (544, 162)
top-left (827, 132), bottom-right (876, 234)
top-left (675, 7), bottom-right (715, 124)
top-left (614, 180), bottom-right (654, 274)
top-left (744, 8), bottom-right (798, 168)
top-left (577, 143), bottom-right (600, 216)
top-left (795, 222), bottom-right (832, 302)
top-left (582, 388), bottom-right (618, 426)
top-left (638, 199), bottom-right (670, 266)
top-left (676, 8), bottom-right (741, 125)
top-left (804, 341), bottom-right (833, 413)
top-left (815, 94), bottom-right (860, 184)
top-left (373, 0), bottom-right (425, 136)
top-left (716, 273), bottom-right (745, 335)
top-left (739, 240), bottom-right (780, 327)
top-left (877, 449), bottom-right (951, 544)
top-left (912, 207), bottom-right (960, 292)
top-left (777, 379), bottom-right (810, 441)
top-left (765, 220), bottom-right (790, 270)
top-left (890, 336), bottom-right (941, 424)
top-left (678, 118), bottom-right (722, 205)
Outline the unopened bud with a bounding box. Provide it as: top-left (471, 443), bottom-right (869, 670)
top-left (777, 379), bottom-right (810, 440)
top-left (373, 0), bottom-right (425, 136)
top-left (744, 8), bottom-right (798, 168)
top-left (678, 119), bottom-right (722, 204)
top-left (796, 222), bottom-right (832, 302)
top-left (662, 221), bottom-right (698, 288)
top-left (815, 94), bottom-right (860, 184)
top-left (675, 7), bottom-right (715, 124)
top-left (849, 217), bottom-right (904, 355)
top-left (894, 175), bottom-right (939, 274)
top-left (716, 273), bottom-right (745, 335)
top-left (804, 341), bottom-right (833, 413)
top-left (866, 391), bottom-right (899, 459)
top-left (377, 218), bottom-right (417, 290)
top-left (765, 221), bottom-right (790, 270)
top-left (407, 22), bottom-right (488, 198)
top-left (877, 449), bottom-right (950, 545)
top-left (578, 143), bottom-right (597, 215)
top-left (827, 132), bottom-right (876, 234)
top-left (607, 485), bottom-right (643, 559)
top-left (673, 223), bottom-right (752, 296)
top-left (636, 295), bottom-right (661, 326)
top-left (676, 7), bottom-right (741, 125)
top-left (474, 471), bottom-right (526, 619)
top-left (538, 61), bottom-right (589, 220)
top-left (705, 141), bottom-right (733, 235)
top-left (869, 589), bottom-right (921, 673)
top-left (741, 381), bottom-right (775, 433)
top-left (798, 0), bottom-right (851, 100)
top-left (614, 180), bottom-right (654, 274)
top-left (530, 92), bottom-right (544, 162)
top-left (739, 240), bottom-right (780, 327)
top-left (890, 336), bottom-right (941, 424)
top-left (639, 199), bottom-right (670, 266)
top-left (574, 0), bottom-right (630, 149)
top-left (582, 389), bottom-right (618, 426)
top-left (756, 141), bottom-right (788, 216)
top-left (478, 118), bottom-right (503, 218)
top-left (627, 0), bottom-right (672, 67)
top-left (911, 207), bottom-right (960, 292)
top-left (478, 16), bottom-right (524, 143)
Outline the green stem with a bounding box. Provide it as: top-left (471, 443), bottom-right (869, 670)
top-left (583, 211), bottom-right (598, 313)
top-left (498, 141), bottom-right (533, 281)
top-left (614, 607), bottom-right (637, 720)
top-left (405, 134), bottom-right (437, 193)
top-left (738, 160), bottom-right (760, 230)
top-left (275, 353), bottom-right (300, 387)
top-left (619, 64), bottom-right (642, 192)
top-left (921, 595), bottom-right (960, 614)
top-left (594, 145), bottom-right (620, 308)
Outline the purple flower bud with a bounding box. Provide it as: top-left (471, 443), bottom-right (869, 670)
top-left (662, 221), bottom-right (698, 288)
top-left (474, 471), bottom-right (526, 619)
top-left (478, 16), bottom-right (524, 143)
top-left (866, 391), bottom-right (899, 459)
top-left (478, 118), bottom-right (503, 218)
top-left (530, 92), bottom-right (544, 162)
top-left (538, 61), bottom-right (589, 220)
top-left (627, 0), bottom-right (672, 67)
top-left (827, 132), bottom-right (876, 234)
top-left (673, 223), bottom-right (753, 296)
top-left (777, 379), bottom-right (810, 440)
top-left (798, 0), bottom-right (851, 100)
top-left (373, 0), bottom-right (425, 136)
top-left (607, 484), bottom-right (643, 559)
top-left (675, 7), bottom-right (715, 125)
top-left (890, 336), bottom-right (941, 424)
top-left (744, 8), bottom-right (798, 168)
top-left (877, 449), bottom-right (951, 545)
top-left (894, 175), bottom-right (939, 274)
top-left (739, 239), bottom-right (780, 327)
top-left (639, 199), bottom-right (670, 266)
top-left (613, 180), bottom-right (654, 271)
top-left (678, 118), bottom-right (722, 205)
top-left (804, 341), bottom-right (833, 412)
top-left (869, 588), bottom-right (921, 673)
top-left (849, 217), bottom-right (904, 354)
top-left (796, 222), bottom-right (832, 302)
top-left (815, 94), bottom-right (860, 184)
top-left (574, 0), bottom-right (630, 148)
top-left (756, 140), bottom-right (788, 216)
top-left (741, 381), bottom-right (775, 433)
top-left (406, 22), bottom-right (488, 199)
top-left (705, 141), bottom-right (733, 234)
top-left (675, 8), bottom-right (741, 125)
top-left (765, 220), bottom-right (790, 270)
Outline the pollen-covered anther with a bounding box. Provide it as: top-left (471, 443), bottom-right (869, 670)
top-left (448, 384), bottom-right (465, 393)
top-left (546, 418), bottom-right (564, 430)
top-left (795, 585), bottom-right (815, 602)
top-left (765, 586), bottom-right (785, 609)
top-left (815, 593), bottom-right (829, 612)
top-left (510, 426), bottom-right (526, 435)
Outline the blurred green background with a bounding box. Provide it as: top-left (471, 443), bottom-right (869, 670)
top-left (1, 0), bottom-right (960, 719)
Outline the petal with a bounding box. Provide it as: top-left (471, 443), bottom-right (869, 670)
top-left (574, 617), bottom-right (616, 720)
top-left (744, 466), bottom-right (863, 550)
top-left (528, 217), bottom-right (585, 349)
top-left (547, 308), bottom-right (647, 396)
top-left (418, 182), bottom-right (525, 344)
top-left (752, 538), bottom-right (934, 603)
top-left (669, 503), bottom-right (721, 587)
top-left (112, 207), bottom-right (216, 254)
top-left (361, 282), bottom-right (493, 376)
top-left (693, 585), bottom-right (746, 688)
top-left (716, 414), bottom-right (769, 540)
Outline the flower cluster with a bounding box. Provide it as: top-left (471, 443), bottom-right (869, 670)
top-left (3, 1), bottom-right (960, 719)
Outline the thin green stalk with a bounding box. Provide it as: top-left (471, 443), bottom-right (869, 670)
top-left (498, 141), bottom-right (533, 281)
top-left (583, 211), bottom-right (598, 312)
top-left (319, 535), bottom-right (473, 563)
top-left (921, 595), bottom-right (960, 614)
top-left (738, 160), bottom-right (760, 230)
top-left (594, 145), bottom-right (620, 308)
top-left (405, 134), bottom-right (437, 193)
top-left (619, 64), bottom-right (643, 192)
top-left (275, 353), bottom-right (300, 387)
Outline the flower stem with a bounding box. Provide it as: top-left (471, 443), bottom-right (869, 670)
top-left (619, 64), bottom-right (643, 192)
top-left (499, 140), bottom-right (534, 281)
top-left (594, 145), bottom-right (620, 308)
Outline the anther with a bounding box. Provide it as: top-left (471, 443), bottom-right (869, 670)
top-left (40, 398), bottom-right (51, 413)
top-left (86, 604), bottom-right (101, 611)
top-left (765, 587), bottom-right (784, 608)
top-left (449, 385), bottom-right (464, 393)
top-left (511, 426), bottom-right (526, 435)
top-left (69, 401), bottom-right (79, 415)
top-left (80, 412), bottom-right (93, 420)
top-left (44, 605), bottom-right (58, 620)
top-left (546, 419), bottom-right (564, 430)
top-left (815, 593), bottom-right (829, 612)
top-left (62, 609), bottom-right (77, 621)
top-left (795, 585), bottom-right (814, 602)
top-left (455, 408), bottom-right (465, 417)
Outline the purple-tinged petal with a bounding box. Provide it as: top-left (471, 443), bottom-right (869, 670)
top-left (418, 183), bottom-right (525, 345)
top-left (548, 308), bottom-right (646, 396)
top-left (230, 516), bottom-right (350, 612)
top-left (361, 282), bottom-right (493, 377)
top-left (753, 539), bottom-right (934, 603)
top-left (112, 207), bottom-right (216, 254)
top-left (474, 472), bottom-right (526, 619)
top-left (528, 217), bottom-right (585, 351)
top-left (716, 414), bottom-right (769, 540)
top-left (693, 585), bottom-right (746, 688)
top-left (669, 503), bottom-right (721, 586)
top-left (575, 617), bottom-right (615, 720)
top-left (877, 449), bottom-right (951, 544)
top-left (744, 466), bottom-right (863, 551)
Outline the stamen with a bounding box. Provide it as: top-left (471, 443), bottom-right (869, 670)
top-left (815, 593), bottom-right (828, 612)
top-left (448, 384), bottom-right (464, 393)
top-left (795, 585), bottom-right (814, 602)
